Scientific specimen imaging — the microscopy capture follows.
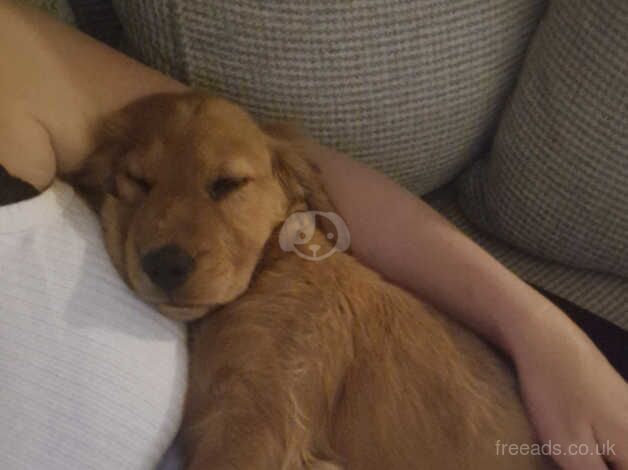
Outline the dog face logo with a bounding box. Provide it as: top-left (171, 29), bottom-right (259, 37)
top-left (279, 211), bottom-right (351, 261)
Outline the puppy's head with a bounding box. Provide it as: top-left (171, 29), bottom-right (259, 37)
top-left (73, 92), bottom-right (329, 321)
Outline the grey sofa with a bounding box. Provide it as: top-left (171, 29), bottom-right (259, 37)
top-left (67, 0), bottom-right (628, 331)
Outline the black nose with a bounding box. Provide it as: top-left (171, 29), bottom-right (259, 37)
top-left (141, 244), bottom-right (195, 292)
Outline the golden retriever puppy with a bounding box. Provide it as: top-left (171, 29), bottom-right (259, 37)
top-left (71, 92), bottom-right (552, 470)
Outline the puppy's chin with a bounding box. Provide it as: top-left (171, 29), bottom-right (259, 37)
top-left (157, 303), bottom-right (211, 322)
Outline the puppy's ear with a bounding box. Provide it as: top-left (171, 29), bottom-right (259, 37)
top-left (271, 138), bottom-right (334, 214)
top-left (68, 91), bottom-right (203, 198)
top-left (65, 99), bottom-right (141, 208)
top-left (263, 121), bottom-right (335, 213)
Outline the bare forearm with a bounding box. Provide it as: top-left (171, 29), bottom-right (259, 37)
top-left (307, 142), bottom-right (589, 362)
top-left (0, 0), bottom-right (186, 187)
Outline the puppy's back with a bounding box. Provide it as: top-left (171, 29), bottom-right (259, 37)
top-left (326, 257), bottom-right (546, 469)
top-left (186, 246), bottom-right (550, 469)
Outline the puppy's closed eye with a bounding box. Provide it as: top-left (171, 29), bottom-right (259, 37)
top-left (113, 171), bottom-right (152, 204)
top-left (126, 172), bottom-right (152, 193)
top-left (208, 177), bottom-right (249, 201)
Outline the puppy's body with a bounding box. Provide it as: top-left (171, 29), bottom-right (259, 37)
top-left (72, 92), bottom-right (551, 469)
top-left (184, 233), bottom-right (545, 470)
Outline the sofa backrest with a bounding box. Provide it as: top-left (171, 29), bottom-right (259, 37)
top-left (91, 1), bottom-right (547, 195)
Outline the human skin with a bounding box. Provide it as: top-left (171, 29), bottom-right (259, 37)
top-left (0, 2), bottom-right (626, 469)
top-left (0, 0), bottom-right (185, 189)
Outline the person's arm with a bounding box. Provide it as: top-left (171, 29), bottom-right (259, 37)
top-left (0, 0), bottom-right (186, 189)
top-left (302, 140), bottom-right (628, 470)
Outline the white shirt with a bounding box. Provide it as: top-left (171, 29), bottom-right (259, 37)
top-left (0, 180), bottom-right (187, 470)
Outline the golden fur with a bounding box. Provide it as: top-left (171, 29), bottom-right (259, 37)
top-left (71, 92), bottom-right (551, 469)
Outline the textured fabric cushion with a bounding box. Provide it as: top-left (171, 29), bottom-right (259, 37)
top-left (68, 0), bottom-right (123, 47)
top-left (111, 0), bottom-right (546, 195)
top-left (428, 186), bottom-right (628, 331)
top-left (458, 0), bottom-right (628, 277)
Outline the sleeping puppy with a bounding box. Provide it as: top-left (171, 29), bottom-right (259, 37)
top-left (71, 92), bottom-right (552, 470)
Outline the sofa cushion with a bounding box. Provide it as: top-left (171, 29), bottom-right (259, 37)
top-left (428, 186), bottom-right (628, 332)
top-left (458, 0), bottom-right (628, 276)
top-left (111, 0), bottom-right (546, 195)
top-left (68, 0), bottom-right (123, 47)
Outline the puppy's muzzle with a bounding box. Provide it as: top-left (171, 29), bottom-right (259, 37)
top-left (141, 244), bottom-right (195, 292)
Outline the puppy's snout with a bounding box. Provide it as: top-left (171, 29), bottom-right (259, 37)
top-left (141, 244), bottom-right (195, 292)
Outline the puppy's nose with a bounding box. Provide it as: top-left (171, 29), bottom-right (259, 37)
top-left (141, 244), bottom-right (195, 292)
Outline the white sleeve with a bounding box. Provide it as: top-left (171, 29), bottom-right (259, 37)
top-left (0, 182), bottom-right (187, 470)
